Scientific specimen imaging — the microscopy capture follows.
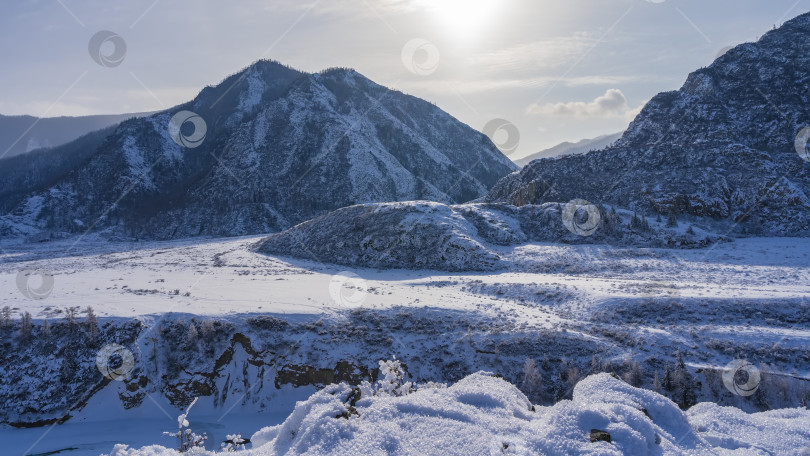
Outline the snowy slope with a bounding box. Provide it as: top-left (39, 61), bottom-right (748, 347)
top-left (105, 372), bottom-right (810, 455)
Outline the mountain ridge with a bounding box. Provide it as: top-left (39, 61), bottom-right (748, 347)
top-left (486, 11), bottom-right (810, 237)
top-left (0, 59), bottom-right (516, 241)
top-left (513, 132), bottom-right (622, 167)
top-left (0, 111), bottom-right (155, 160)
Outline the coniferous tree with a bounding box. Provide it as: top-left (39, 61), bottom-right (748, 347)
top-left (663, 361), bottom-right (674, 392)
top-left (0, 306), bottom-right (11, 328)
top-left (653, 372), bottom-right (663, 392)
top-left (672, 352), bottom-right (697, 408)
top-left (666, 212), bottom-right (679, 228)
top-left (85, 306), bottom-right (98, 337)
top-left (19, 312), bottom-right (32, 342)
top-left (622, 359), bottom-right (644, 387)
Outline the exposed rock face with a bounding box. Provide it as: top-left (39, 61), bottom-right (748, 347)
top-left (0, 60), bottom-right (516, 240)
top-left (0, 319), bottom-right (143, 427)
top-left (3, 309), bottom-right (809, 428)
top-left (487, 13), bottom-right (810, 237)
top-left (275, 362), bottom-right (376, 389)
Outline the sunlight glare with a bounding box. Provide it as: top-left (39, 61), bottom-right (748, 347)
top-left (430, 0), bottom-right (502, 39)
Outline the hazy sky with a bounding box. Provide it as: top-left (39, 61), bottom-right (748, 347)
top-left (0, 0), bottom-right (805, 159)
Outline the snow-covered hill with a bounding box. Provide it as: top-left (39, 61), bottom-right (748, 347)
top-left (255, 201), bottom-right (718, 271)
top-left (106, 372), bottom-right (810, 455)
top-left (488, 12), bottom-right (810, 237)
top-left (0, 61), bottom-right (515, 241)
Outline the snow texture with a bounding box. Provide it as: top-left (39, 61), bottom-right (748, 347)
top-left (104, 372), bottom-right (810, 455)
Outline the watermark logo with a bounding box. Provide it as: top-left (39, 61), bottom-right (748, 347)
top-left (168, 111), bottom-right (207, 148)
top-left (795, 127), bottom-right (810, 163)
top-left (96, 344), bottom-right (135, 381)
top-left (88, 30), bottom-right (127, 68)
top-left (483, 119), bottom-right (520, 156)
top-left (329, 271), bottom-right (368, 308)
top-left (561, 199), bottom-right (601, 236)
top-left (722, 359), bottom-right (761, 397)
top-left (16, 269), bottom-right (54, 300)
top-left (401, 38), bottom-right (440, 76)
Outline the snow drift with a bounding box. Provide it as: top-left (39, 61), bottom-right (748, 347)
top-left (105, 372), bottom-right (810, 455)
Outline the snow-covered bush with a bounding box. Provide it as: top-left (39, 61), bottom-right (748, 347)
top-left (359, 357), bottom-right (414, 397)
top-left (163, 397), bottom-right (207, 452)
top-left (220, 434), bottom-right (246, 452)
top-left (520, 358), bottom-right (543, 403)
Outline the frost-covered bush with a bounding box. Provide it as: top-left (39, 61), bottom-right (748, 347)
top-left (520, 358), bottom-right (543, 403)
top-left (163, 397), bottom-right (207, 452)
top-left (220, 434), bottom-right (246, 452)
top-left (359, 357), bottom-right (414, 397)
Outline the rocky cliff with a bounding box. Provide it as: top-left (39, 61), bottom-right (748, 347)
top-left (487, 13), bottom-right (810, 237)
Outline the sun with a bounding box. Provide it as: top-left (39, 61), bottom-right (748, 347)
top-left (429, 0), bottom-right (502, 40)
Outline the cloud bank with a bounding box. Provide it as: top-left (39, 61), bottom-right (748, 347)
top-left (527, 88), bottom-right (642, 119)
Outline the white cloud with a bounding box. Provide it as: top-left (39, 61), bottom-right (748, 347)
top-left (526, 89), bottom-right (641, 119)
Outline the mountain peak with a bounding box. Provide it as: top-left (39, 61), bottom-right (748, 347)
top-left (1, 58), bottom-right (515, 240)
top-left (487, 12), bottom-right (810, 237)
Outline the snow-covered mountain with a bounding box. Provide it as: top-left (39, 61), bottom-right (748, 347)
top-left (513, 132), bottom-right (622, 167)
top-left (0, 112), bottom-right (153, 159)
top-left (0, 60), bottom-right (516, 240)
top-left (488, 12), bottom-right (810, 236)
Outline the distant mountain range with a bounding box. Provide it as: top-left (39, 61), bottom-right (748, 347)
top-left (0, 112), bottom-right (153, 159)
top-left (513, 132), bottom-right (622, 167)
top-left (0, 61), bottom-right (515, 240)
top-left (488, 12), bottom-right (810, 237)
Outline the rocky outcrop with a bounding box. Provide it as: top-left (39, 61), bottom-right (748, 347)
top-left (0, 318), bottom-right (143, 427)
top-left (488, 13), bottom-right (810, 237)
top-left (255, 201), bottom-right (720, 271)
top-left (274, 362), bottom-right (376, 388)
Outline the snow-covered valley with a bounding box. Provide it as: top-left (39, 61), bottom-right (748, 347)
top-left (2, 234), bottom-right (809, 455)
top-left (3, 7), bottom-right (810, 454)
